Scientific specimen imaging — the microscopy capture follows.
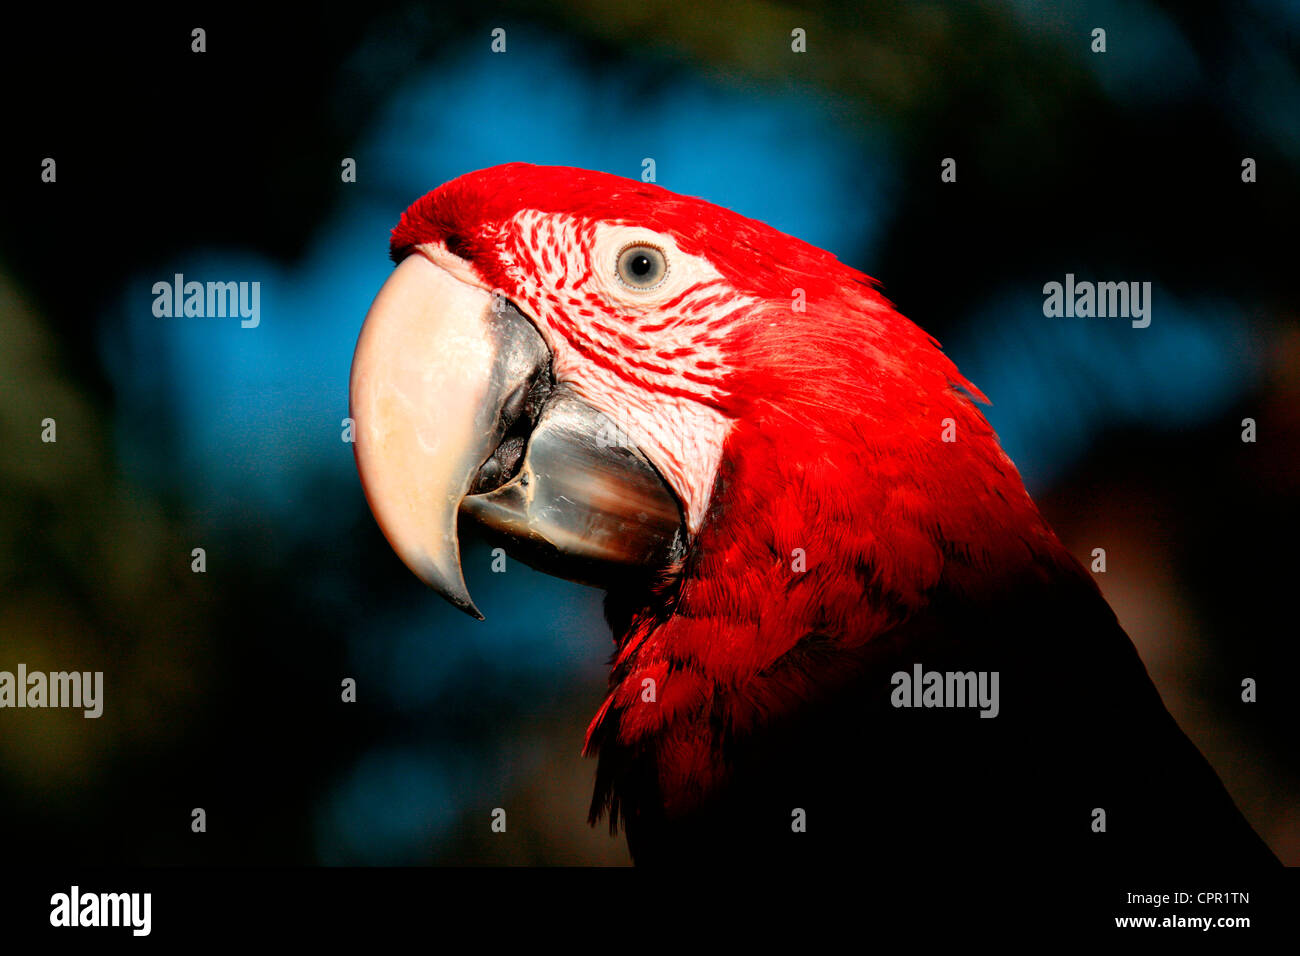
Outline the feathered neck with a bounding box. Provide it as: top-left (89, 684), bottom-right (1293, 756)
top-left (584, 290), bottom-right (1074, 830)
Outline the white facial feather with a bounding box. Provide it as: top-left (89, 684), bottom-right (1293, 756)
top-left (417, 211), bottom-right (755, 532)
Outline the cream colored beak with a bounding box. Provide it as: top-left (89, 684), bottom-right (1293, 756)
top-left (349, 254), bottom-right (548, 618)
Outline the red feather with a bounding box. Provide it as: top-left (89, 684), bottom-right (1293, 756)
top-left (391, 165), bottom-right (1276, 866)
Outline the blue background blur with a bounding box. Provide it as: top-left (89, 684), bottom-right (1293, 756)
top-left (2, 1), bottom-right (1297, 865)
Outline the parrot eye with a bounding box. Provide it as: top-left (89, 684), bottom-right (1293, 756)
top-left (616, 244), bottom-right (668, 290)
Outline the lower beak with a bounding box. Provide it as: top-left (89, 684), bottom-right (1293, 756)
top-left (349, 254), bottom-right (685, 618)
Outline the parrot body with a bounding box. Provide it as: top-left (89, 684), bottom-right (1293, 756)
top-left (352, 164), bottom-right (1276, 867)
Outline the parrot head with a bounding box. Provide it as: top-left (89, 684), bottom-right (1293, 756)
top-left (350, 162), bottom-right (1021, 622)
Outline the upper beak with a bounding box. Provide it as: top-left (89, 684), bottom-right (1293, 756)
top-left (349, 254), bottom-right (685, 618)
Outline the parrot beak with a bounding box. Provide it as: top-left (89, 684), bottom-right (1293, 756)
top-left (350, 253), bottom-right (685, 619)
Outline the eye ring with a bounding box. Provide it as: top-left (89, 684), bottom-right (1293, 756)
top-left (615, 243), bottom-right (669, 291)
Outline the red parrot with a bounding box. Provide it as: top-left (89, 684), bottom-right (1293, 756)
top-left (349, 163), bottom-right (1276, 867)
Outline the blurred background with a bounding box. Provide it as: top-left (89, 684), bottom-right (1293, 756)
top-left (1, 0), bottom-right (1296, 865)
